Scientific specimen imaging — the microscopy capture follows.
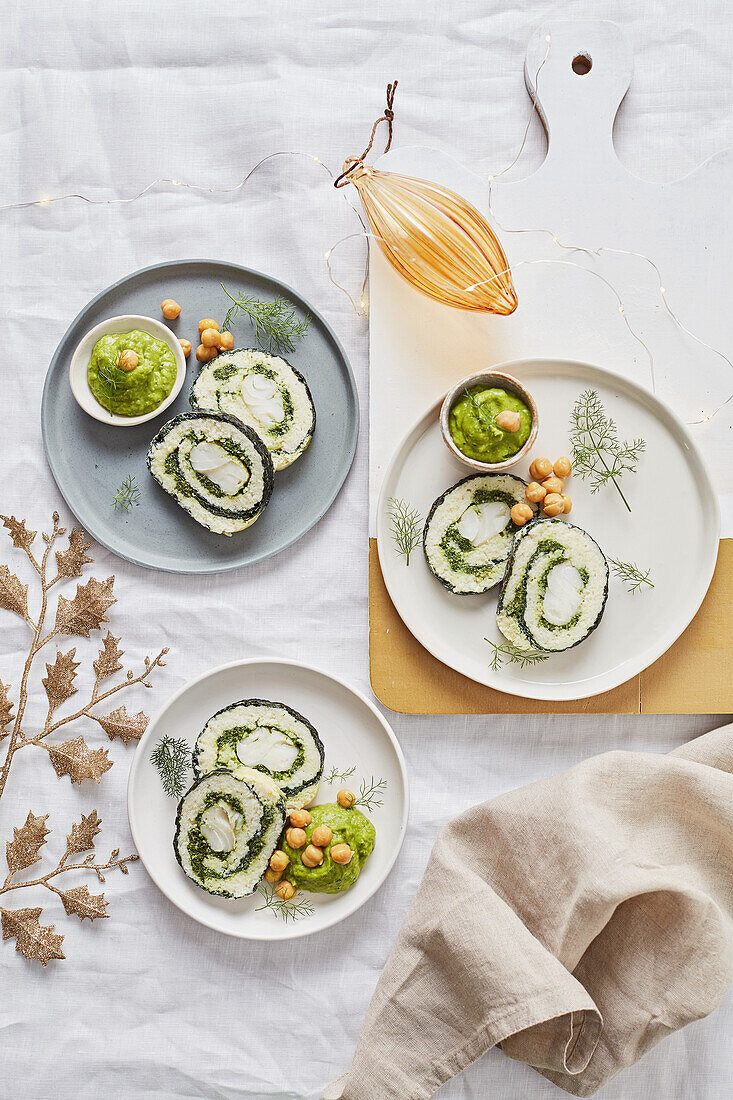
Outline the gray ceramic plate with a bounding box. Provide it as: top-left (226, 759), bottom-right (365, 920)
top-left (41, 260), bottom-right (358, 573)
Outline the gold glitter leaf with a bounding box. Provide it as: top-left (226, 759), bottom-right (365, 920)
top-left (0, 681), bottom-right (13, 733)
top-left (59, 885), bottom-right (108, 922)
top-left (6, 812), bottom-right (49, 874)
top-left (42, 648), bottom-right (80, 712)
top-left (1, 516), bottom-right (37, 553)
top-left (66, 810), bottom-right (102, 853)
top-left (0, 907), bottom-right (65, 965)
top-left (47, 737), bottom-right (113, 784)
top-left (0, 564), bottom-right (28, 619)
top-left (55, 527), bottom-right (93, 579)
top-left (55, 576), bottom-right (116, 638)
top-left (94, 705), bottom-right (148, 745)
top-left (93, 632), bottom-right (123, 681)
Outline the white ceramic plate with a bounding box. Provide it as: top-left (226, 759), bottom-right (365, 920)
top-left (377, 358), bottom-right (720, 702)
top-left (127, 659), bottom-right (409, 940)
top-left (68, 313), bottom-right (187, 426)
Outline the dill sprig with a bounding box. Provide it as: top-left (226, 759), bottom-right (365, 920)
top-left (485, 638), bottom-right (551, 671)
top-left (462, 386), bottom-right (495, 433)
top-left (220, 285), bottom-right (311, 355)
top-left (569, 389), bottom-right (645, 512)
top-left (608, 557), bottom-right (654, 593)
top-left (387, 498), bottom-right (422, 566)
top-left (324, 765), bottom-right (356, 785)
top-left (96, 355), bottom-right (121, 415)
top-left (254, 882), bottom-right (315, 923)
top-left (150, 735), bottom-right (191, 797)
top-left (113, 474), bottom-right (141, 513)
top-left (352, 777), bottom-right (387, 814)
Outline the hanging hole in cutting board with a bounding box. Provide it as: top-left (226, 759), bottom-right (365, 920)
top-left (572, 53), bottom-right (592, 75)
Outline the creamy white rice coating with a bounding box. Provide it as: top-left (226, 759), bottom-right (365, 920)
top-left (191, 349), bottom-right (315, 471)
top-left (423, 474), bottom-right (528, 594)
top-left (497, 519), bottom-right (608, 651)
top-left (194, 700), bottom-right (324, 810)
top-left (147, 413), bottom-right (271, 535)
top-left (174, 769), bottom-right (285, 898)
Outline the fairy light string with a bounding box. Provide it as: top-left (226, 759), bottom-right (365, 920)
top-left (2, 45), bottom-right (730, 423)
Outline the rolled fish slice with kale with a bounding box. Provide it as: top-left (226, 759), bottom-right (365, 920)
top-left (174, 768), bottom-right (285, 898)
top-left (496, 518), bottom-right (609, 652)
top-left (193, 699), bottom-right (325, 810)
top-left (190, 349), bottom-right (316, 472)
top-left (146, 410), bottom-right (274, 535)
top-left (423, 473), bottom-right (528, 594)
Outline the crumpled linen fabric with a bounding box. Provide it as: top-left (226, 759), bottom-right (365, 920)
top-left (0, 1), bottom-right (731, 1098)
top-left (324, 724), bottom-right (733, 1099)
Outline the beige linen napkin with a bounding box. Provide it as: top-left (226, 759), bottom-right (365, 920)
top-left (323, 723), bottom-right (733, 1099)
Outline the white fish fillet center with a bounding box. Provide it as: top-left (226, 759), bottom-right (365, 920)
top-left (543, 563), bottom-right (584, 626)
top-left (240, 374), bottom-right (285, 427)
top-left (457, 502), bottom-right (510, 546)
top-left (189, 442), bottom-right (249, 495)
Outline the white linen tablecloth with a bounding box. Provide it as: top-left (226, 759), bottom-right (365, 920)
top-left (1, 2), bottom-right (731, 1097)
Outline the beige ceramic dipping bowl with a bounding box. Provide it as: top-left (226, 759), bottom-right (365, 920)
top-left (440, 369), bottom-right (539, 473)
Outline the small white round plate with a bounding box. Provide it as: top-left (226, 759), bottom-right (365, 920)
top-left (69, 313), bottom-right (187, 426)
top-left (127, 658), bottom-right (409, 940)
top-left (377, 358), bottom-right (720, 702)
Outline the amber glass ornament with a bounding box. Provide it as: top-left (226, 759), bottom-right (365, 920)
top-left (335, 83), bottom-right (517, 314)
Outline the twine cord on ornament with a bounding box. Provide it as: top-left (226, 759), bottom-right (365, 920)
top-left (333, 81), bottom-right (398, 189)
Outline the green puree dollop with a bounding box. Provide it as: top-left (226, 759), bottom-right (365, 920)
top-left (281, 804), bottom-right (376, 894)
top-left (449, 385), bottom-right (531, 462)
top-left (88, 330), bottom-right (177, 416)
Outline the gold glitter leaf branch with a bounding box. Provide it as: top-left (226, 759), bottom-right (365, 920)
top-left (0, 808), bottom-right (137, 964)
top-left (0, 512), bottom-right (168, 799)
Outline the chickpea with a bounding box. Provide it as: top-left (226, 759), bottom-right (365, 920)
top-left (510, 502), bottom-right (533, 527)
top-left (264, 867), bottom-right (282, 885)
top-left (289, 809), bottom-right (312, 829)
top-left (525, 481), bottom-right (546, 504)
top-left (495, 410), bottom-right (521, 433)
top-left (561, 494), bottom-right (572, 514)
top-left (269, 850), bottom-right (289, 874)
top-left (196, 343), bottom-right (218, 363)
top-left (219, 330), bottom-right (234, 352)
top-left (337, 789), bottom-right (356, 809)
top-left (554, 456), bottom-right (572, 478)
top-left (529, 457), bottom-right (552, 482)
top-left (301, 844), bottom-right (324, 868)
top-left (330, 843), bottom-right (353, 866)
top-left (161, 298), bottom-right (181, 320)
top-left (198, 318), bottom-right (219, 335)
top-left (311, 825), bottom-right (333, 848)
top-left (276, 881), bottom-right (297, 901)
top-left (285, 827), bottom-right (307, 849)
top-left (543, 492), bottom-right (565, 517)
top-left (178, 338), bottom-right (192, 358)
top-left (116, 349), bottom-right (139, 373)
top-left (201, 327), bottom-right (222, 349)
top-left (541, 475), bottom-right (564, 495)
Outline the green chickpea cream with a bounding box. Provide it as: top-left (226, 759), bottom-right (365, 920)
top-left (449, 385), bottom-right (532, 463)
top-left (88, 330), bottom-right (177, 417)
top-left (280, 804), bottom-right (376, 894)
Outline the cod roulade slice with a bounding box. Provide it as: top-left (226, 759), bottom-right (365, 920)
top-left (174, 768), bottom-right (285, 898)
top-left (147, 410), bottom-right (274, 535)
top-left (496, 518), bottom-right (609, 652)
top-left (190, 349), bottom-right (316, 472)
top-left (423, 473), bottom-right (528, 594)
top-left (193, 699), bottom-right (325, 810)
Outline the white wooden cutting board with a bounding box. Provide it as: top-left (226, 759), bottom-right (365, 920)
top-left (368, 19), bottom-right (733, 714)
